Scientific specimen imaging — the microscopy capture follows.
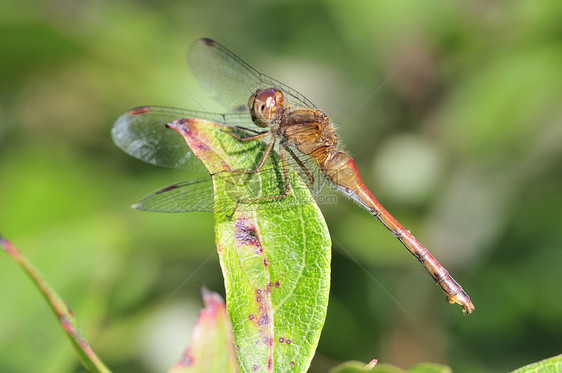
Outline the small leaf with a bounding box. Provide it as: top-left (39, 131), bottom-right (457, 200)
top-left (510, 354), bottom-right (562, 373)
top-left (330, 361), bottom-right (452, 373)
top-left (171, 119), bottom-right (331, 373)
top-left (168, 287), bottom-right (238, 373)
top-left (0, 235), bottom-right (111, 373)
top-left (407, 363), bottom-right (451, 373)
top-left (330, 360), bottom-right (382, 373)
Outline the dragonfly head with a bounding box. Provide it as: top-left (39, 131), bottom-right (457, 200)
top-left (248, 88), bottom-right (285, 128)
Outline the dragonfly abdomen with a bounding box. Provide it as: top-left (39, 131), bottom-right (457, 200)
top-left (321, 151), bottom-right (474, 313)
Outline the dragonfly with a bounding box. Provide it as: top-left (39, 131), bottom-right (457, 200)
top-left (112, 38), bottom-right (474, 314)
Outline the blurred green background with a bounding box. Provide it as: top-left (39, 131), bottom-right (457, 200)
top-left (1, 0), bottom-right (561, 372)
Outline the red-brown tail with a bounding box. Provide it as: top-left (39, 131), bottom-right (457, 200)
top-left (323, 151), bottom-right (474, 314)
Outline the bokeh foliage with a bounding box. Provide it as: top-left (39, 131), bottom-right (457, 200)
top-left (0, 1), bottom-right (561, 372)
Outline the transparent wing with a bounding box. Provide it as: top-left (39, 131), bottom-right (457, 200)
top-left (134, 179), bottom-right (215, 212)
top-left (113, 106), bottom-right (327, 213)
top-left (135, 166), bottom-right (322, 215)
top-left (112, 106), bottom-right (259, 170)
top-left (188, 38), bottom-right (317, 112)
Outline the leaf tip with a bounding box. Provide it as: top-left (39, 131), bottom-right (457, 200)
top-left (365, 359), bottom-right (378, 369)
top-left (200, 284), bottom-right (225, 310)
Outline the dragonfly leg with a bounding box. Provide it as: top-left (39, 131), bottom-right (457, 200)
top-left (228, 126), bottom-right (263, 135)
top-left (228, 129), bottom-right (270, 142)
top-left (211, 131), bottom-right (275, 178)
top-left (284, 144), bottom-right (314, 187)
top-left (225, 135), bottom-right (277, 176)
top-left (227, 143), bottom-right (292, 219)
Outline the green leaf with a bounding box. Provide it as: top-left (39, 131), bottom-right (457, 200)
top-left (406, 363), bottom-right (451, 373)
top-left (330, 361), bottom-right (452, 373)
top-left (168, 287), bottom-right (239, 373)
top-left (0, 235), bottom-right (111, 373)
top-left (173, 119), bottom-right (331, 372)
top-left (329, 360), bottom-right (380, 373)
top-left (511, 355), bottom-right (562, 373)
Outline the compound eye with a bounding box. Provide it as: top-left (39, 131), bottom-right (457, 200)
top-left (249, 88), bottom-right (284, 127)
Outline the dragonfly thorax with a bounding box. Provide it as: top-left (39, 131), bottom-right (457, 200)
top-left (280, 108), bottom-right (338, 164)
top-left (248, 88), bottom-right (285, 128)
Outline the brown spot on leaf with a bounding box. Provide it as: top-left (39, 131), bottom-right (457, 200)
top-left (258, 314), bottom-right (269, 326)
top-left (234, 219), bottom-right (259, 246)
top-left (180, 355), bottom-right (194, 366)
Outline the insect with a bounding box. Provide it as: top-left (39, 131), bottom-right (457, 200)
top-left (112, 38), bottom-right (474, 313)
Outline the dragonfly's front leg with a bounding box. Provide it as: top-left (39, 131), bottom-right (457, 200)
top-left (211, 129), bottom-right (272, 178)
top-left (213, 132), bottom-right (275, 176)
top-left (215, 133), bottom-right (292, 218)
top-left (227, 143), bottom-right (291, 218)
top-left (223, 134), bottom-right (289, 194)
top-left (228, 126), bottom-right (264, 136)
top-left (227, 128), bottom-right (270, 142)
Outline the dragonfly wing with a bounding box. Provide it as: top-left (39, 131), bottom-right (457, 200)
top-left (134, 179), bottom-right (214, 212)
top-left (135, 171), bottom-right (308, 214)
top-left (188, 38), bottom-right (317, 112)
top-left (112, 106), bottom-right (256, 170)
top-left (131, 153), bottom-right (326, 214)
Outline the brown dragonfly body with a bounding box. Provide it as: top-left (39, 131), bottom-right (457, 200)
top-left (113, 38), bottom-right (473, 314)
top-left (243, 87), bottom-right (474, 314)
